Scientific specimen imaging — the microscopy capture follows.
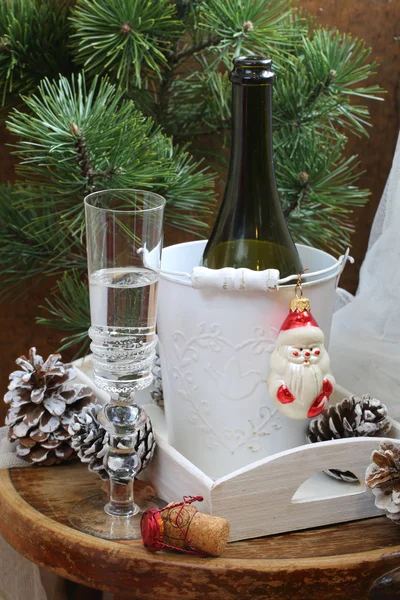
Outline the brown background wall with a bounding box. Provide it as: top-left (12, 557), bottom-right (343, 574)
top-left (0, 0), bottom-right (399, 424)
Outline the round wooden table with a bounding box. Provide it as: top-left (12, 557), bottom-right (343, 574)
top-left (1, 462), bottom-right (400, 600)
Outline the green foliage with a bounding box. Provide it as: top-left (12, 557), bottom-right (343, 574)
top-left (275, 130), bottom-right (369, 252)
top-left (159, 142), bottom-right (216, 233)
top-left (0, 0), bottom-right (73, 108)
top-left (37, 271), bottom-right (91, 355)
top-left (0, 183), bottom-right (85, 300)
top-left (298, 30), bottom-right (382, 136)
top-left (273, 31), bottom-right (381, 138)
top-left (199, 0), bottom-right (302, 56)
top-left (0, 0), bottom-right (384, 352)
top-left (0, 183), bottom-right (46, 298)
top-left (7, 73), bottom-right (215, 253)
top-left (70, 0), bottom-right (182, 88)
top-left (166, 58), bottom-right (232, 137)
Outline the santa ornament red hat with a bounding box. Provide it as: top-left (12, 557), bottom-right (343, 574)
top-left (267, 271), bottom-right (335, 420)
top-left (276, 295), bottom-right (325, 347)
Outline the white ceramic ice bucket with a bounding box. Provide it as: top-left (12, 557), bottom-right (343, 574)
top-left (157, 240), bottom-right (348, 479)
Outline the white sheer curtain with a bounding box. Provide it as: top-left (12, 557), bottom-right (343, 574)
top-left (0, 536), bottom-right (47, 600)
top-left (330, 131), bottom-right (400, 419)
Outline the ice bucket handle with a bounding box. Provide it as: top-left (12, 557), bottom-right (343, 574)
top-left (159, 248), bottom-right (353, 291)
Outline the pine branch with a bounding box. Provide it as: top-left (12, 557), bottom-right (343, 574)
top-left (157, 55), bottom-right (178, 129)
top-left (160, 142), bottom-right (216, 235)
top-left (164, 54), bottom-right (232, 137)
top-left (174, 0), bottom-right (203, 25)
top-left (288, 29), bottom-right (384, 136)
top-left (7, 73), bottom-right (216, 230)
top-left (0, 0), bottom-right (75, 111)
top-left (4, 73), bottom-right (216, 298)
top-left (70, 0), bottom-right (182, 89)
top-left (283, 196), bottom-right (301, 219)
top-left (37, 271), bottom-right (90, 355)
top-left (0, 183), bottom-right (45, 298)
top-left (173, 36), bottom-right (222, 63)
top-left (0, 0), bottom-right (384, 341)
top-left (199, 0), bottom-right (300, 59)
top-left (70, 123), bottom-right (95, 190)
top-left (154, 34), bottom-right (222, 130)
top-left (0, 183), bottom-right (86, 299)
top-left (275, 129), bottom-right (370, 252)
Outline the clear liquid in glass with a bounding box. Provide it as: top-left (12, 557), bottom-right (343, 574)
top-left (89, 267), bottom-right (159, 394)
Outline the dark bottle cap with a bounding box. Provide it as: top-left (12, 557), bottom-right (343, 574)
top-left (230, 55), bottom-right (274, 85)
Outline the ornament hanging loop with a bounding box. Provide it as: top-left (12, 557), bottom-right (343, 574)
top-left (291, 269), bottom-right (310, 312)
top-left (294, 269), bottom-right (308, 299)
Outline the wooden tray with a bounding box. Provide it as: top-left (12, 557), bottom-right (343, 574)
top-left (74, 356), bottom-right (399, 542)
top-left (2, 463), bottom-right (400, 600)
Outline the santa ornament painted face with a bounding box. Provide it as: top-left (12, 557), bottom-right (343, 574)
top-left (267, 274), bottom-right (335, 420)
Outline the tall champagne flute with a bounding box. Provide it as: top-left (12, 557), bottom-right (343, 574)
top-left (68, 189), bottom-right (165, 540)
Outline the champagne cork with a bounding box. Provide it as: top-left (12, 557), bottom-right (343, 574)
top-left (141, 496), bottom-right (230, 557)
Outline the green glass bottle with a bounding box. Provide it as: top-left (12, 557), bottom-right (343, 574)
top-left (202, 56), bottom-right (302, 276)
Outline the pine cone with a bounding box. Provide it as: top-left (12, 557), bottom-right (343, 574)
top-left (69, 403), bottom-right (156, 480)
top-left (366, 441), bottom-right (400, 522)
top-left (4, 347), bottom-right (96, 466)
top-left (308, 395), bottom-right (391, 482)
top-left (69, 404), bottom-right (109, 480)
top-left (151, 351), bottom-right (164, 409)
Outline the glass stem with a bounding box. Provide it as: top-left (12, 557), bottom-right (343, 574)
top-left (106, 473), bottom-right (136, 517)
top-left (104, 431), bottom-right (141, 518)
top-left (99, 394), bottom-right (142, 519)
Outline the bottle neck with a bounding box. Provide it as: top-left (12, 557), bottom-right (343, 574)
top-left (202, 58), bottom-right (302, 273)
top-left (230, 83), bottom-right (274, 173)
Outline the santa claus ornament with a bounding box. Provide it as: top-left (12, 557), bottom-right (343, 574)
top-left (267, 272), bottom-right (335, 420)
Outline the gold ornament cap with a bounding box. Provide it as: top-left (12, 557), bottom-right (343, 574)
top-left (290, 296), bottom-right (310, 312)
top-left (290, 270), bottom-right (310, 312)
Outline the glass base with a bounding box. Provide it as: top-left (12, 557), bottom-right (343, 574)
top-left (69, 493), bottom-right (161, 540)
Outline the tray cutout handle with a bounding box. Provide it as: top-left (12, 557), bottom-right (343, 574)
top-left (291, 471), bottom-right (365, 504)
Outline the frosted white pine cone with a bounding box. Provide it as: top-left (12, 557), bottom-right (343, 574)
top-left (366, 441), bottom-right (400, 523)
top-left (4, 347), bottom-right (95, 466)
top-left (69, 403), bottom-right (156, 480)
